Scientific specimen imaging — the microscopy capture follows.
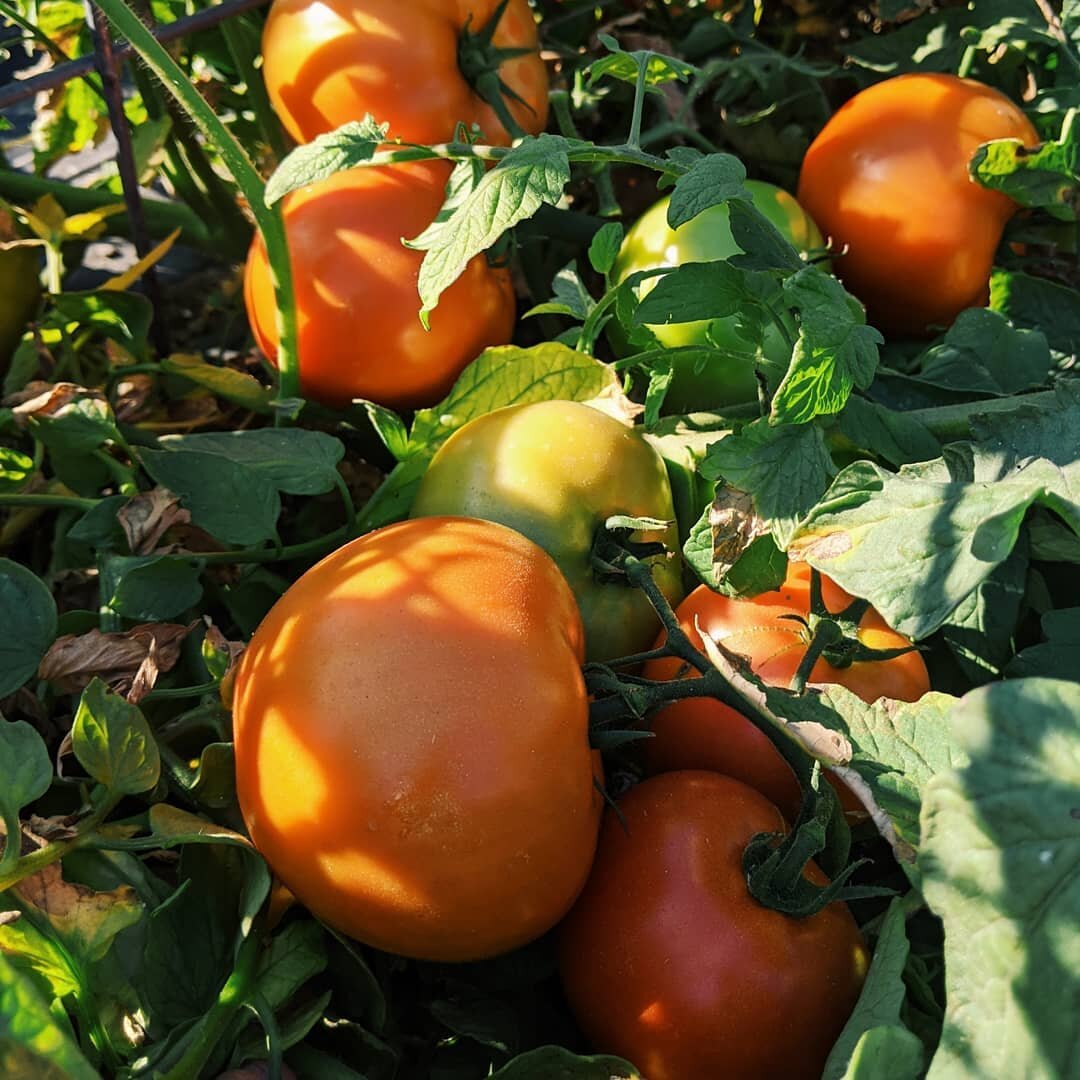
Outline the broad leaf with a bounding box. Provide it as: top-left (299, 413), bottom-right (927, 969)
top-left (72, 678), bottom-right (161, 796)
top-left (0, 560), bottom-right (57, 697)
top-left (667, 153), bottom-right (747, 228)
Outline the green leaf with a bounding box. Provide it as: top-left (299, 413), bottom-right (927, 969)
top-left (72, 678), bottom-right (161, 796)
top-left (264, 116), bottom-right (389, 206)
top-left (156, 429), bottom-right (345, 496)
top-left (666, 153), bottom-right (747, 229)
top-left (139, 447), bottom-right (281, 546)
top-left (920, 679), bottom-right (1080, 1079)
top-left (588, 222), bottom-right (623, 275)
top-left (22, 390), bottom-right (119, 457)
top-left (408, 134), bottom-right (571, 319)
top-left (106, 554), bottom-right (203, 621)
top-left (0, 951), bottom-right (98, 1080)
top-left (0, 448), bottom-right (33, 494)
top-left (840, 1025), bottom-right (925, 1080)
top-left (1006, 607), bottom-right (1080, 679)
top-left (633, 262), bottom-right (752, 325)
top-left (846, 9), bottom-right (968, 73)
top-left (823, 900), bottom-right (923, 1080)
top-left (0, 559), bottom-right (57, 697)
top-left (52, 291), bottom-right (153, 355)
top-left (727, 196), bottom-right (804, 273)
top-left (773, 267), bottom-right (881, 424)
top-left (588, 34), bottom-right (696, 91)
top-left (915, 309), bottom-right (1053, 395)
top-left (0, 721), bottom-right (51, 849)
top-left (253, 920), bottom-right (326, 1012)
top-left (67, 496), bottom-right (128, 552)
top-left (701, 419), bottom-right (835, 547)
top-left (160, 354), bottom-right (274, 414)
top-left (836, 397), bottom-right (940, 468)
top-left (431, 992), bottom-right (517, 1055)
top-left (989, 269), bottom-right (1080, 364)
top-left (490, 1045), bottom-right (641, 1079)
top-left (361, 402), bottom-right (410, 461)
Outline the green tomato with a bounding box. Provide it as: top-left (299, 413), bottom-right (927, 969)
top-left (611, 179), bottom-right (826, 414)
top-left (410, 399), bottom-right (685, 662)
top-left (0, 242), bottom-right (42, 364)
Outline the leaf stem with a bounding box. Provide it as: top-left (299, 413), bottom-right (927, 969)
top-left (0, 493), bottom-right (100, 512)
top-left (627, 55), bottom-right (651, 150)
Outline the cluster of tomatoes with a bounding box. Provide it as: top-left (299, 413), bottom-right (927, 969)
top-left (233, 4), bottom-right (1037, 1076)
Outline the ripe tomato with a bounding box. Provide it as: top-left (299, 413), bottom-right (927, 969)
top-left (261, 0), bottom-right (549, 146)
top-left (233, 516), bottom-right (602, 962)
top-left (611, 180), bottom-right (825, 413)
top-left (797, 73), bottom-right (1039, 335)
top-left (409, 399), bottom-right (685, 661)
top-left (559, 771), bottom-right (869, 1080)
top-left (641, 562), bottom-right (929, 817)
top-left (0, 241), bottom-right (41, 363)
top-left (244, 161), bottom-right (515, 410)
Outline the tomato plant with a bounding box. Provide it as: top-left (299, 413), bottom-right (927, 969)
top-left (410, 399), bottom-right (685, 661)
top-left (233, 516), bottom-right (602, 962)
top-left (261, 0), bottom-right (549, 145)
top-left (611, 180), bottom-right (824, 412)
top-left (244, 161), bottom-right (515, 409)
top-left (797, 73), bottom-right (1039, 336)
top-left (559, 770), bottom-right (868, 1080)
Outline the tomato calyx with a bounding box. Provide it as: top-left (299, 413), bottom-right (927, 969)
top-left (457, 0), bottom-right (536, 141)
top-left (590, 514), bottom-right (676, 586)
top-left (742, 766), bottom-right (892, 918)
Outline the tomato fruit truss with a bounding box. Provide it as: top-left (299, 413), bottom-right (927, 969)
top-left (232, 516), bottom-right (602, 962)
top-left (261, 0), bottom-right (549, 145)
top-left (641, 562), bottom-right (929, 819)
top-left (611, 180), bottom-right (825, 413)
top-left (244, 161), bottom-right (515, 410)
top-left (797, 72), bottom-right (1039, 336)
top-left (559, 771), bottom-right (868, 1080)
top-left (410, 399), bottom-right (685, 662)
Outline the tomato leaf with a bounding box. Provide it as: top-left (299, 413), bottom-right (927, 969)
top-left (0, 720), bottom-right (52, 863)
top-left (920, 678), bottom-right (1080, 1079)
top-left (1005, 607), bottom-right (1080, 679)
top-left (989, 269), bottom-right (1080, 365)
top-left (836, 397), bottom-right (940, 468)
top-left (588, 222), bottom-right (623, 276)
top-left (772, 267), bottom-right (881, 424)
top-left (0, 559), bottom-right (58, 697)
top-left (666, 153), bottom-right (747, 229)
top-left (408, 134), bottom-right (571, 320)
top-left (264, 116), bottom-right (390, 206)
top-left (845, 8), bottom-right (969, 73)
top-left (823, 899), bottom-right (923, 1080)
top-left (490, 1045), bottom-right (641, 1079)
top-left (633, 261), bottom-right (757, 325)
top-left (104, 554), bottom-right (204, 622)
top-left (160, 354), bottom-right (275, 414)
top-left (0, 447), bottom-right (34, 494)
top-left (700, 419), bottom-right (836, 547)
top-left (588, 34), bottom-right (697, 91)
top-left (727, 197), bottom-right (805, 273)
top-left (838, 1025), bottom-right (926, 1079)
top-left (51, 291), bottom-right (153, 356)
top-left (0, 951), bottom-right (98, 1079)
top-left (72, 678), bottom-right (161, 796)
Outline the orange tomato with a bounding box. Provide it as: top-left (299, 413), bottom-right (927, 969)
top-left (797, 73), bottom-right (1039, 335)
top-left (233, 516), bottom-right (602, 961)
top-left (559, 771), bottom-right (868, 1080)
top-left (642, 562), bottom-right (929, 817)
top-left (244, 161), bottom-right (515, 410)
top-left (261, 0), bottom-right (549, 146)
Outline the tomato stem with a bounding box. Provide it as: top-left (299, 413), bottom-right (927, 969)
top-left (627, 56), bottom-right (651, 151)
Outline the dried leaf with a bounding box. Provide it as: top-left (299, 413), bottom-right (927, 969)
top-left (584, 383), bottom-right (644, 426)
top-left (709, 487), bottom-right (770, 578)
top-left (118, 488), bottom-right (192, 555)
top-left (7, 381), bottom-right (105, 420)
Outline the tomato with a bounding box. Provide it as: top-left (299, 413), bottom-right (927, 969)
top-left (559, 771), bottom-right (869, 1080)
top-left (0, 241), bottom-right (42, 364)
top-left (409, 399), bottom-right (685, 661)
top-left (641, 562), bottom-right (929, 817)
top-left (261, 0), bottom-right (549, 146)
top-left (610, 179), bottom-right (825, 413)
top-left (233, 516), bottom-right (602, 961)
top-left (244, 161), bottom-right (515, 410)
top-left (797, 73), bottom-right (1039, 335)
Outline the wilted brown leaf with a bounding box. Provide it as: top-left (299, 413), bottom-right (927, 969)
top-left (112, 372), bottom-right (157, 424)
top-left (7, 380), bottom-right (106, 420)
top-left (118, 487), bottom-right (191, 555)
top-left (38, 621), bottom-right (196, 701)
top-left (709, 486), bottom-right (770, 578)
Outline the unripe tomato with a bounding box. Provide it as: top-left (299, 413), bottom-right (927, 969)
top-left (642, 562), bottom-right (929, 818)
top-left (261, 0), bottom-right (549, 146)
top-left (244, 162), bottom-right (515, 410)
top-left (409, 400), bottom-right (684, 661)
top-left (233, 516), bottom-right (602, 961)
top-left (559, 771), bottom-right (869, 1080)
top-left (797, 73), bottom-right (1039, 335)
top-left (611, 180), bottom-right (825, 413)
top-left (0, 241), bottom-right (42, 363)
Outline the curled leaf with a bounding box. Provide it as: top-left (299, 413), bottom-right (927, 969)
top-left (117, 488), bottom-right (192, 555)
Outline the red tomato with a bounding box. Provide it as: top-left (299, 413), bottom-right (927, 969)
top-left (233, 516), bottom-right (602, 961)
top-left (797, 73), bottom-right (1039, 335)
top-left (261, 0), bottom-right (549, 146)
top-left (244, 161), bottom-right (515, 410)
top-left (559, 771), bottom-right (869, 1080)
top-left (642, 562), bottom-right (929, 817)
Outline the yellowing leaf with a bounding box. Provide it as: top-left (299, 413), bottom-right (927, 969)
top-left (62, 204), bottom-right (126, 241)
top-left (102, 229), bottom-right (180, 292)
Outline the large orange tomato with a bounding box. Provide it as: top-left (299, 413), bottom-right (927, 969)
top-left (641, 562), bottom-right (929, 818)
top-left (559, 771), bottom-right (868, 1080)
top-left (797, 73), bottom-right (1039, 335)
top-left (233, 516), bottom-right (602, 962)
top-left (261, 0), bottom-right (549, 145)
top-left (244, 161), bottom-right (515, 410)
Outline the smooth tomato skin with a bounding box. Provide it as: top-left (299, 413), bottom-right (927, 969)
top-left (642, 563), bottom-right (929, 815)
top-left (797, 73), bottom-right (1039, 335)
top-left (233, 516), bottom-right (602, 962)
top-left (559, 771), bottom-right (869, 1080)
top-left (244, 161), bottom-right (515, 410)
top-left (410, 399), bottom-right (685, 662)
top-left (262, 0), bottom-right (548, 145)
top-left (611, 179), bottom-right (825, 412)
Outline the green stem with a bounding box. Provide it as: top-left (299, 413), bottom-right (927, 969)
top-left (958, 43), bottom-right (978, 78)
top-left (550, 89), bottom-right (620, 217)
top-left (245, 994), bottom-right (283, 1080)
top-left (0, 807), bottom-right (21, 875)
top-left (145, 681), bottom-right (219, 701)
top-left (92, 450), bottom-right (138, 496)
top-left (788, 618), bottom-right (840, 696)
top-left (907, 388), bottom-right (1060, 442)
top-left (0, 493), bottom-right (100, 511)
top-left (627, 56), bottom-right (650, 150)
top-left (89, 0), bottom-right (301, 405)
